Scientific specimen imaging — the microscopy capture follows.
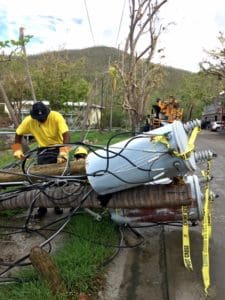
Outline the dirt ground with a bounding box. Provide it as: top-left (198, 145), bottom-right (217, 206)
top-left (0, 209), bottom-right (68, 277)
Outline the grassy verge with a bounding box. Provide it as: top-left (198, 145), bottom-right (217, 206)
top-left (0, 212), bottom-right (119, 300)
top-left (71, 129), bottom-right (132, 145)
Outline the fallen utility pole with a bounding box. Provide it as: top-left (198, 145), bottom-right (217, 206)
top-left (0, 159), bottom-right (86, 182)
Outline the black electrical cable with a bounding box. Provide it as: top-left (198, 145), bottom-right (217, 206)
top-left (130, 221), bottom-right (184, 228)
top-left (0, 276), bottom-right (32, 284)
top-left (89, 152), bottom-right (168, 186)
top-left (99, 225), bottom-right (124, 268)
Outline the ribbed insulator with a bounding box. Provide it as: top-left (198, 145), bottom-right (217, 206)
top-left (194, 150), bottom-right (217, 163)
top-left (183, 119), bottom-right (201, 133)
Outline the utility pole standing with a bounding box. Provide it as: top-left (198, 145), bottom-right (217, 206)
top-left (19, 27), bottom-right (37, 102)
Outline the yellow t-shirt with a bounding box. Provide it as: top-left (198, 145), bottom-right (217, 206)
top-left (16, 111), bottom-right (69, 147)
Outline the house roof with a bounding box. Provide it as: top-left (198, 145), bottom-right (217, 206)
top-left (1, 100), bottom-right (103, 109)
top-left (203, 97), bottom-right (224, 115)
top-left (63, 101), bottom-right (103, 109)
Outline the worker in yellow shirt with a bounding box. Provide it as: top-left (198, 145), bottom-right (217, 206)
top-left (11, 101), bottom-right (70, 219)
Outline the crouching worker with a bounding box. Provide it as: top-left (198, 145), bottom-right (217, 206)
top-left (11, 101), bottom-right (71, 219)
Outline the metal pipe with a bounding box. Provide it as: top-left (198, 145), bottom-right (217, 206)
top-left (111, 205), bottom-right (200, 223)
top-left (110, 174), bottom-right (210, 224)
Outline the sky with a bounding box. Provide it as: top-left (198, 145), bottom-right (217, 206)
top-left (0, 0), bottom-right (225, 72)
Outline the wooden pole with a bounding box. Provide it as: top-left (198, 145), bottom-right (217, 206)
top-left (30, 246), bottom-right (68, 297)
top-left (19, 27), bottom-right (37, 102)
top-left (0, 159), bottom-right (86, 182)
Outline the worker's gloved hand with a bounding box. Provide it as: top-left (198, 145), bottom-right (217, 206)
top-left (57, 146), bottom-right (71, 163)
top-left (11, 143), bottom-right (24, 160)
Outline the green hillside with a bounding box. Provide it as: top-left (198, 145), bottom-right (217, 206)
top-left (30, 46), bottom-right (192, 91)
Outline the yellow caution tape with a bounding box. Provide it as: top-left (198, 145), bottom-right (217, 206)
top-left (182, 206), bottom-right (193, 270)
top-left (152, 126), bottom-right (201, 160)
top-left (173, 126), bottom-right (201, 160)
top-left (208, 191), bottom-right (212, 239)
top-left (152, 135), bottom-right (171, 149)
top-left (201, 160), bottom-right (212, 295)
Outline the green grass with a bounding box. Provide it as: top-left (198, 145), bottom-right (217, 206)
top-left (0, 208), bottom-right (24, 218)
top-left (71, 129), bottom-right (132, 145)
top-left (0, 149), bottom-right (16, 168)
top-left (0, 213), bottom-right (119, 300)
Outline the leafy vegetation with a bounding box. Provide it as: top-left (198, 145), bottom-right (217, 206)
top-left (31, 52), bottom-right (90, 110)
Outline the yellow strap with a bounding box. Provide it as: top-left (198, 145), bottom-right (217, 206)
top-left (153, 126), bottom-right (200, 160)
top-left (201, 160), bottom-right (212, 295)
top-left (173, 126), bottom-right (201, 160)
top-left (152, 135), bottom-right (171, 149)
top-left (208, 190), bottom-right (212, 239)
top-left (182, 206), bottom-right (193, 271)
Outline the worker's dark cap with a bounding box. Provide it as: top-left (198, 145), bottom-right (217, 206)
top-left (30, 102), bottom-right (50, 122)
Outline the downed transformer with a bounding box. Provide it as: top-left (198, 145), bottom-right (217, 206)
top-left (0, 119), bottom-right (216, 224)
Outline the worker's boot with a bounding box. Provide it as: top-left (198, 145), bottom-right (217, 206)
top-left (34, 207), bottom-right (47, 219)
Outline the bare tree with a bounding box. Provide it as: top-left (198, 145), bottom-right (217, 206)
top-left (0, 33), bottom-right (32, 152)
top-left (0, 82), bottom-right (20, 127)
top-left (200, 32), bottom-right (225, 82)
top-left (0, 39), bottom-right (23, 127)
top-left (0, 31), bottom-right (33, 126)
top-left (200, 31), bottom-right (225, 116)
top-left (112, 0), bottom-right (168, 133)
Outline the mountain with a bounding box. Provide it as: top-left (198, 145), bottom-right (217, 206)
top-left (30, 46), bottom-right (123, 77)
top-left (30, 46), bottom-right (192, 87)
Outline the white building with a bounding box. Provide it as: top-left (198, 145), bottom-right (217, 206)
top-left (2, 100), bottom-right (103, 129)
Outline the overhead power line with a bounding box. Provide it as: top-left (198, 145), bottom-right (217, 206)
top-left (115, 0), bottom-right (127, 47)
top-left (83, 0), bottom-right (96, 46)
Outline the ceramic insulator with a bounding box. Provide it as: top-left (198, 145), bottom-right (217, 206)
top-left (183, 119), bottom-right (201, 133)
top-left (194, 150), bottom-right (217, 163)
